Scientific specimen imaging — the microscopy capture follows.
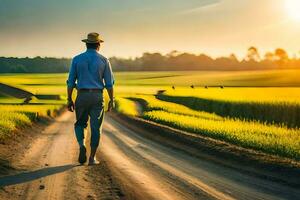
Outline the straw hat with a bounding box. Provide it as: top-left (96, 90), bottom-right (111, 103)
top-left (82, 32), bottom-right (104, 43)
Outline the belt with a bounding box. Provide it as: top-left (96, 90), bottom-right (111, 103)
top-left (78, 89), bottom-right (103, 93)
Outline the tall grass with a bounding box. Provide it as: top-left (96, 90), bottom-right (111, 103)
top-left (144, 110), bottom-right (300, 160)
top-left (159, 88), bottom-right (300, 128)
top-left (115, 95), bottom-right (300, 160)
top-left (115, 97), bottom-right (140, 116)
top-left (126, 94), bottom-right (222, 120)
top-left (0, 74), bottom-right (66, 141)
top-left (0, 104), bottom-right (64, 141)
top-left (0, 104), bottom-right (62, 117)
top-left (0, 111), bottom-right (32, 141)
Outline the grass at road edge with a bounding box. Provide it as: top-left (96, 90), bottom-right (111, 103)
top-left (115, 96), bottom-right (300, 161)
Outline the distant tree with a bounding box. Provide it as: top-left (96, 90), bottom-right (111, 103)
top-left (274, 48), bottom-right (289, 61)
top-left (229, 53), bottom-right (238, 61)
top-left (215, 57), bottom-right (236, 70)
top-left (274, 48), bottom-right (289, 67)
top-left (141, 52), bottom-right (166, 70)
top-left (167, 53), bottom-right (210, 70)
top-left (166, 50), bottom-right (180, 58)
top-left (246, 46), bottom-right (260, 61)
top-left (264, 52), bottom-right (275, 61)
top-left (0, 57), bottom-right (70, 73)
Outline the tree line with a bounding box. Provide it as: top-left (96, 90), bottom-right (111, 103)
top-left (110, 47), bottom-right (300, 71)
top-left (0, 47), bottom-right (299, 73)
top-left (0, 57), bottom-right (70, 73)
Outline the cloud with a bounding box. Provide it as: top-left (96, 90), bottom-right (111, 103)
top-left (179, 0), bottom-right (222, 15)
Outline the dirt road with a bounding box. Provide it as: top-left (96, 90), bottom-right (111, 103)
top-left (0, 111), bottom-right (299, 200)
top-left (0, 112), bottom-right (123, 200)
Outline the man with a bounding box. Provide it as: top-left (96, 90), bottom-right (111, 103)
top-left (66, 32), bottom-right (114, 165)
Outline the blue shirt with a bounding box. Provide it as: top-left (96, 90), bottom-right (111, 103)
top-left (67, 49), bottom-right (114, 89)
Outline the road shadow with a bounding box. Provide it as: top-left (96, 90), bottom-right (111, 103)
top-left (0, 164), bottom-right (79, 187)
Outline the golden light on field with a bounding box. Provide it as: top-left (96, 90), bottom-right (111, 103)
top-left (285, 0), bottom-right (300, 20)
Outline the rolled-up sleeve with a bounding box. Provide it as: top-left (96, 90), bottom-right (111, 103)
top-left (66, 59), bottom-right (77, 88)
top-left (103, 59), bottom-right (114, 89)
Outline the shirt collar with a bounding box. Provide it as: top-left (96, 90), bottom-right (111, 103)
top-left (86, 49), bottom-right (98, 53)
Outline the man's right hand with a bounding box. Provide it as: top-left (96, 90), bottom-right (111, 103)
top-left (67, 99), bottom-right (75, 112)
top-left (107, 99), bottom-right (115, 112)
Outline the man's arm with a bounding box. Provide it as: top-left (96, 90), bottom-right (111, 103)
top-left (107, 87), bottom-right (114, 111)
top-left (67, 87), bottom-right (74, 101)
top-left (103, 59), bottom-right (115, 111)
top-left (67, 87), bottom-right (75, 112)
top-left (66, 59), bottom-right (77, 112)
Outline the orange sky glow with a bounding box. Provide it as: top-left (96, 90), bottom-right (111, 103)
top-left (0, 0), bottom-right (299, 59)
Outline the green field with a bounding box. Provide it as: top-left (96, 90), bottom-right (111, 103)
top-left (114, 69), bottom-right (300, 86)
top-left (1, 70), bottom-right (300, 160)
top-left (159, 88), bottom-right (300, 128)
top-left (0, 74), bottom-right (67, 141)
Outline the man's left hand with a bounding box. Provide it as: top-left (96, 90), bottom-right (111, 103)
top-left (67, 99), bottom-right (75, 112)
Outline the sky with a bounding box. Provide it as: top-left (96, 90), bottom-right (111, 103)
top-left (0, 0), bottom-right (299, 59)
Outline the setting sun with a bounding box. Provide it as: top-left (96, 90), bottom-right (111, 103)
top-left (286, 0), bottom-right (300, 20)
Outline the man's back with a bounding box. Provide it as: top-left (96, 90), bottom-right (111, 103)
top-left (67, 49), bottom-right (114, 90)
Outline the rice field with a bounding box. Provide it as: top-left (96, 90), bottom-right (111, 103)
top-left (116, 94), bottom-right (300, 160)
top-left (144, 111), bottom-right (300, 160)
top-left (1, 71), bottom-right (300, 160)
top-left (159, 88), bottom-right (300, 128)
top-left (114, 69), bottom-right (300, 86)
top-left (125, 94), bottom-right (222, 120)
top-left (115, 97), bottom-right (140, 116)
top-left (111, 71), bottom-right (300, 160)
top-left (0, 104), bottom-right (63, 140)
top-left (0, 74), bottom-right (68, 140)
top-left (164, 87), bottom-right (300, 104)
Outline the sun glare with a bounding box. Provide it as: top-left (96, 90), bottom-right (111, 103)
top-left (286, 0), bottom-right (300, 20)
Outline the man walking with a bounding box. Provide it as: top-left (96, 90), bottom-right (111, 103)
top-left (66, 32), bottom-right (114, 165)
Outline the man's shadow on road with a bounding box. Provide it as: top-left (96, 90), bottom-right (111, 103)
top-left (0, 164), bottom-right (80, 187)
